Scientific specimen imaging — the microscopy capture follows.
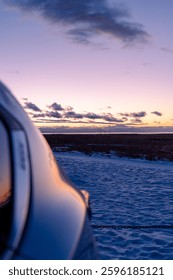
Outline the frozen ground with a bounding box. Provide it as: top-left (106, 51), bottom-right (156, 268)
top-left (54, 151), bottom-right (173, 260)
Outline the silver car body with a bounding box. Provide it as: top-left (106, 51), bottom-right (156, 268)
top-left (0, 81), bottom-right (97, 259)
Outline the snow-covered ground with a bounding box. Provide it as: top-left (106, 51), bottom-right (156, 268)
top-left (54, 151), bottom-right (173, 260)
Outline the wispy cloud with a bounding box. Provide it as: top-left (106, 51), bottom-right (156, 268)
top-left (33, 112), bottom-right (45, 118)
top-left (119, 111), bottom-right (147, 118)
top-left (160, 47), bottom-right (173, 54)
top-left (46, 111), bottom-right (62, 118)
top-left (102, 113), bottom-right (123, 123)
top-left (24, 100), bottom-right (165, 129)
top-left (24, 101), bottom-right (167, 133)
top-left (130, 118), bottom-right (143, 124)
top-left (48, 102), bottom-right (64, 111)
top-left (24, 101), bottom-right (41, 112)
top-left (5, 0), bottom-right (149, 45)
top-left (151, 111), bottom-right (162, 117)
top-left (64, 110), bottom-right (84, 119)
top-left (130, 111), bottom-right (147, 118)
top-left (24, 99), bottom-right (129, 124)
top-left (84, 112), bottom-right (102, 120)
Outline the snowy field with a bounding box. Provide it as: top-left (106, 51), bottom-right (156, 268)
top-left (54, 151), bottom-right (173, 260)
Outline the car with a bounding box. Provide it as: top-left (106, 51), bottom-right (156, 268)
top-left (0, 81), bottom-right (98, 259)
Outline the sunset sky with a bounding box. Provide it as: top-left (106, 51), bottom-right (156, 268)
top-left (1, 0), bottom-right (173, 133)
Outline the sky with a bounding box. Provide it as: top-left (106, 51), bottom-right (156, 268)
top-left (0, 0), bottom-right (173, 133)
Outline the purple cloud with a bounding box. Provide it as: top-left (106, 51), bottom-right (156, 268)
top-left (5, 0), bottom-right (149, 45)
top-left (24, 101), bottom-right (41, 112)
top-left (151, 111), bottom-right (162, 117)
top-left (48, 102), bottom-right (64, 111)
top-left (102, 113), bottom-right (124, 123)
top-left (64, 111), bottom-right (84, 119)
top-left (119, 111), bottom-right (147, 118)
top-left (46, 111), bottom-right (62, 118)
